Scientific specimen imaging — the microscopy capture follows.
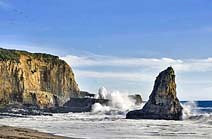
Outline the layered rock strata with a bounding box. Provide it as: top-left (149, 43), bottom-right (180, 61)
top-left (0, 48), bottom-right (80, 108)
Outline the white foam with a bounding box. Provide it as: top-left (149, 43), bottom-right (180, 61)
top-left (92, 103), bottom-right (111, 114)
top-left (92, 87), bottom-right (141, 114)
top-left (182, 101), bottom-right (198, 119)
top-left (182, 101), bottom-right (212, 125)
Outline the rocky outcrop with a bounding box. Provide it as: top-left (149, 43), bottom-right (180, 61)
top-left (79, 91), bottom-right (95, 98)
top-left (0, 103), bottom-right (52, 116)
top-left (126, 67), bottom-right (183, 120)
top-left (0, 48), bottom-right (80, 108)
top-left (45, 93), bottom-right (143, 113)
top-left (45, 98), bottom-right (110, 113)
top-left (129, 94), bottom-right (142, 105)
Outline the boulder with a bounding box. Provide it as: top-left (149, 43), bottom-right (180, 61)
top-left (126, 67), bottom-right (183, 120)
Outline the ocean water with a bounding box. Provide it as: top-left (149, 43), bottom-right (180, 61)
top-left (0, 89), bottom-right (212, 139)
top-left (0, 101), bottom-right (212, 138)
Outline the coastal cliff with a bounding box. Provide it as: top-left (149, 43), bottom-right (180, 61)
top-left (126, 67), bottom-right (183, 120)
top-left (0, 48), bottom-right (80, 108)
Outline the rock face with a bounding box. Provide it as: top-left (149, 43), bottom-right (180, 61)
top-left (126, 67), bottom-right (183, 120)
top-left (0, 48), bottom-right (80, 108)
top-left (49, 98), bottom-right (110, 113)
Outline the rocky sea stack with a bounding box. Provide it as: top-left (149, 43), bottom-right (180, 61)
top-left (0, 48), bottom-right (80, 109)
top-left (126, 67), bottom-right (183, 120)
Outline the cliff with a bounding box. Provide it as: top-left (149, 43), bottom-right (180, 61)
top-left (0, 48), bottom-right (80, 108)
top-left (126, 67), bottom-right (183, 120)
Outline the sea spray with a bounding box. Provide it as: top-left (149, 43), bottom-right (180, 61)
top-left (92, 87), bottom-right (143, 114)
top-left (182, 101), bottom-right (212, 123)
top-left (92, 103), bottom-right (111, 114)
top-left (96, 87), bottom-right (109, 100)
top-left (182, 101), bottom-right (198, 119)
top-left (97, 87), bottom-right (136, 110)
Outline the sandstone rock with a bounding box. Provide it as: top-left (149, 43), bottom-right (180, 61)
top-left (0, 48), bottom-right (80, 108)
top-left (126, 67), bottom-right (183, 120)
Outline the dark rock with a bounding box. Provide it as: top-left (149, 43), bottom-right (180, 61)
top-left (0, 103), bottom-right (52, 116)
top-left (126, 67), bottom-right (183, 120)
top-left (129, 94), bottom-right (142, 105)
top-left (64, 98), bottom-right (109, 107)
top-left (79, 91), bottom-right (95, 98)
top-left (44, 98), bottom-right (110, 113)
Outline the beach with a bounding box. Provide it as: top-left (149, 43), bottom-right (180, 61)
top-left (0, 125), bottom-right (74, 139)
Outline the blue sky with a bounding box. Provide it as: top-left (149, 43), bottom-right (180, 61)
top-left (0, 0), bottom-right (212, 100)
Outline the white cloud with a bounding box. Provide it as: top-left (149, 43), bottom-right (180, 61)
top-left (63, 54), bottom-right (212, 100)
top-left (61, 55), bottom-right (212, 73)
top-left (60, 54), bottom-right (212, 88)
top-left (74, 70), bottom-right (154, 82)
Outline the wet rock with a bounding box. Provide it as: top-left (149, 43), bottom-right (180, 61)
top-left (0, 103), bottom-right (52, 116)
top-left (45, 98), bottom-right (110, 113)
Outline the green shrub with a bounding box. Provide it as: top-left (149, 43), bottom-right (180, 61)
top-left (0, 48), bottom-right (60, 62)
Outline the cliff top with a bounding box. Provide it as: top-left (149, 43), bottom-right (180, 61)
top-left (0, 48), bottom-right (60, 62)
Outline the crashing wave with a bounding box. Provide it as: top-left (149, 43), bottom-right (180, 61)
top-left (92, 88), bottom-right (212, 123)
top-left (182, 101), bottom-right (212, 124)
top-left (92, 87), bottom-right (143, 115)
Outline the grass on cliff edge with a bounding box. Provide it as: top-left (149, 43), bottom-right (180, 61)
top-left (0, 48), bottom-right (60, 62)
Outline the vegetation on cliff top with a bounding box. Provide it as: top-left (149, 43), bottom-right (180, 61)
top-left (0, 48), bottom-right (60, 62)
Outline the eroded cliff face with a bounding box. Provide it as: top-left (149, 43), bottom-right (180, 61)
top-left (0, 48), bottom-right (80, 108)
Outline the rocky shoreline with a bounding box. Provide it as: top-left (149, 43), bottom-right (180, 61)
top-left (0, 90), bottom-right (142, 116)
top-left (0, 48), bottom-right (183, 121)
top-left (0, 126), bottom-right (76, 139)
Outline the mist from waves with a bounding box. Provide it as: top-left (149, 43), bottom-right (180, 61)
top-left (182, 101), bottom-right (212, 124)
top-left (91, 87), bottom-right (144, 115)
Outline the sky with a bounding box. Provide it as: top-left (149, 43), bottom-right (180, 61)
top-left (0, 0), bottom-right (212, 100)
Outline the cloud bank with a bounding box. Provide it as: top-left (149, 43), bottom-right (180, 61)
top-left (62, 54), bottom-right (212, 73)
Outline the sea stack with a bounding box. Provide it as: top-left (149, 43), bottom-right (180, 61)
top-left (126, 67), bottom-right (183, 120)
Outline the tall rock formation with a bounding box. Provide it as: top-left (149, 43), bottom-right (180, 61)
top-left (126, 67), bottom-right (183, 120)
top-left (0, 48), bottom-right (80, 108)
